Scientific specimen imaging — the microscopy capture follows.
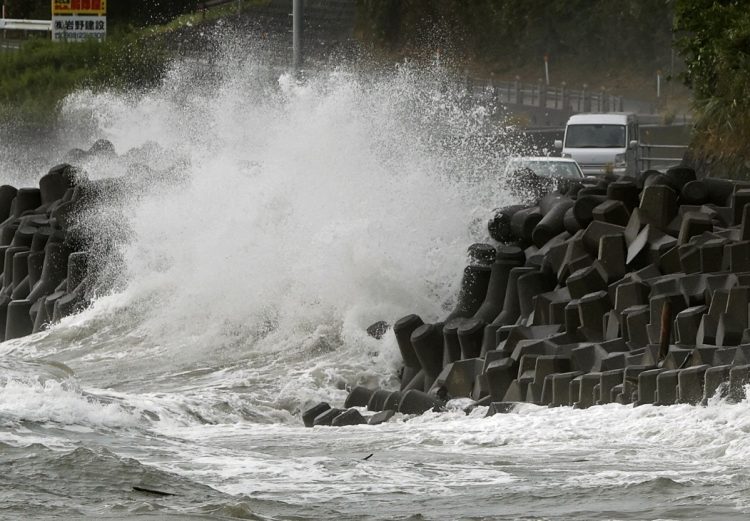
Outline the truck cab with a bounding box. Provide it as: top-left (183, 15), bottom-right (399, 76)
top-left (554, 113), bottom-right (639, 177)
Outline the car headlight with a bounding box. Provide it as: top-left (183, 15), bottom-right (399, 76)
top-left (614, 153), bottom-right (626, 167)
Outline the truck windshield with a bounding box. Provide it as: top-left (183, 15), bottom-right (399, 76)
top-left (565, 124), bottom-right (626, 148)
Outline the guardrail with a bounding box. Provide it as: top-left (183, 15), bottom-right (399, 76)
top-left (0, 19), bottom-right (52, 31)
top-left (473, 79), bottom-right (625, 112)
top-left (638, 143), bottom-right (688, 172)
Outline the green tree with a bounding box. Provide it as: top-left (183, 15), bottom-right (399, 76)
top-left (674, 0), bottom-right (750, 172)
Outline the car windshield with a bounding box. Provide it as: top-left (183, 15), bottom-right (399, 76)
top-left (510, 160), bottom-right (582, 179)
top-left (565, 124), bottom-right (626, 148)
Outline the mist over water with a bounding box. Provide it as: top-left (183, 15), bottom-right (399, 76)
top-left (2, 37), bottom-right (749, 521)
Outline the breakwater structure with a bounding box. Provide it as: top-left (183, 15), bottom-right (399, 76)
top-left (304, 165), bottom-right (750, 427)
top-left (0, 143), bottom-right (123, 341)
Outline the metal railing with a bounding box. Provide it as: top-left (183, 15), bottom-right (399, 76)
top-left (468, 78), bottom-right (631, 113)
top-left (638, 143), bottom-right (688, 172)
top-left (0, 19), bottom-right (52, 31)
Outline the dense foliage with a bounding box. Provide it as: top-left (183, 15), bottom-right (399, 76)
top-left (674, 0), bottom-right (750, 169)
top-left (355, 0), bottom-right (674, 70)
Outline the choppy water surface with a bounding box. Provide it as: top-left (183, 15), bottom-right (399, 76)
top-left (1, 43), bottom-right (749, 521)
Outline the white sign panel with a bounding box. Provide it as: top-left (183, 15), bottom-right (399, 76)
top-left (52, 15), bottom-right (106, 42)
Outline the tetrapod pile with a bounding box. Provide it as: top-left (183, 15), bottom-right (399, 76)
top-left (304, 165), bottom-right (750, 427)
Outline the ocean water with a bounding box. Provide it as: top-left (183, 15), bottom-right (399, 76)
top-left (1, 44), bottom-right (750, 521)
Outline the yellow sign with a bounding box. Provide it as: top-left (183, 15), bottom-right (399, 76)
top-left (52, 0), bottom-right (107, 16)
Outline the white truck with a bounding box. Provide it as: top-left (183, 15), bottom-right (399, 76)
top-left (554, 113), bottom-right (640, 177)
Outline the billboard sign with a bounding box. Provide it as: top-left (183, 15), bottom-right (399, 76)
top-left (52, 0), bottom-right (107, 42)
top-left (52, 16), bottom-right (106, 42)
top-left (52, 0), bottom-right (107, 16)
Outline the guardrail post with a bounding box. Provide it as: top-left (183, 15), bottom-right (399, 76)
top-left (514, 77), bottom-right (521, 104)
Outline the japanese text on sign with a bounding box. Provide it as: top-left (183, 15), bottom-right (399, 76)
top-left (52, 15), bottom-right (107, 42)
top-left (52, 0), bottom-right (107, 16)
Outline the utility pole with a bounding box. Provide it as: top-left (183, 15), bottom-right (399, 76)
top-left (292, 0), bottom-right (303, 73)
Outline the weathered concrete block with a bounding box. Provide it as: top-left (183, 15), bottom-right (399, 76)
top-left (302, 402), bottom-right (331, 428)
top-left (573, 195), bottom-right (607, 228)
top-left (626, 224), bottom-right (651, 268)
top-left (345, 386), bottom-right (375, 408)
top-left (393, 314), bottom-right (424, 369)
top-left (533, 197), bottom-right (575, 247)
top-left (457, 318), bottom-right (486, 359)
top-left (313, 407), bottom-right (344, 426)
top-left (622, 305), bottom-right (650, 347)
top-left (728, 364), bottom-right (750, 402)
top-left (679, 244), bottom-right (702, 274)
top-left (567, 265), bottom-right (607, 300)
top-left (332, 409), bottom-right (367, 427)
top-left (550, 371), bottom-right (584, 407)
top-left (636, 368), bottom-right (663, 405)
top-left (607, 180), bottom-right (640, 210)
top-left (442, 319), bottom-right (464, 366)
top-left (681, 180), bottom-right (710, 205)
top-left (444, 265), bottom-right (492, 322)
top-left (571, 343), bottom-right (606, 372)
top-left (5, 299), bottom-right (32, 341)
top-left (484, 357), bottom-right (516, 402)
top-left (368, 409), bottom-right (395, 425)
top-left (593, 200), bottom-right (630, 227)
top-left (578, 290), bottom-right (613, 341)
top-left (675, 305), bottom-right (708, 345)
top-left (533, 355), bottom-right (571, 386)
top-left (574, 373), bottom-right (601, 409)
top-left (517, 270), bottom-right (555, 320)
top-left (717, 313), bottom-right (745, 347)
top-left (677, 211), bottom-right (713, 245)
top-left (700, 239), bottom-right (728, 273)
top-left (659, 246), bottom-right (682, 275)
top-left (493, 267), bottom-right (535, 326)
top-left (527, 381), bottom-right (544, 405)
top-left (640, 185), bottom-right (678, 230)
top-left (604, 310), bottom-right (621, 341)
top-left (367, 390), bottom-right (392, 412)
top-left (443, 358), bottom-right (484, 398)
top-left (582, 221), bottom-right (626, 256)
top-left (510, 206), bottom-right (543, 245)
top-left (732, 189), bottom-right (750, 226)
top-left (564, 299), bottom-right (581, 334)
top-left (502, 379), bottom-right (527, 402)
top-left (398, 390), bottom-right (444, 414)
top-left (598, 369), bottom-right (624, 405)
top-left (488, 205), bottom-right (525, 242)
top-left (411, 323), bottom-right (445, 379)
top-left (703, 365), bottom-right (731, 403)
top-left (383, 391), bottom-right (403, 411)
top-left (655, 370), bottom-right (680, 405)
top-left (596, 235), bottom-right (627, 283)
top-left (677, 364), bottom-right (710, 404)
top-left (697, 314), bottom-right (718, 346)
top-left (600, 352), bottom-right (627, 371)
top-left (615, 280), bottom-right (650, 312)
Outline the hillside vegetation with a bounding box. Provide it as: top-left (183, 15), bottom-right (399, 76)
top-left (674, 0), bottom-right (750, 175)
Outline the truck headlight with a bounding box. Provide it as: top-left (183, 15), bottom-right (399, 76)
top-left (614, 153), bottom-right (627, 167)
